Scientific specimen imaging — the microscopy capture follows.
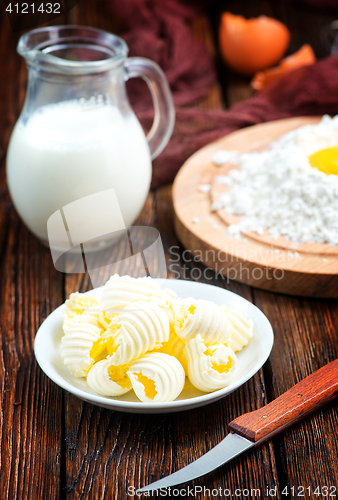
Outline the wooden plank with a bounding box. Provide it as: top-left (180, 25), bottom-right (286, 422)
top-left (210, 0), bottom-right (338, 492)
top-left (153, 186), bottom-right (279, 497)
top-left (0, 9), bottom-right (64, 500)
top-left (59, 131), bottom-right (280, 498)
top-left (190, 15), bottom-right (225, 110)
top-left (57, 1), bottom-right (280, 498)
top-left (62, 178), bottom-right (278, 500)
top-left (209, 0), bottom-right (338, 493)
top-left (61, 184), bottom-right (278, 500)
top-left (59, 4), bottom-right (161, 496)
top-left (253, 290), bottom-right (338, 493)
top-left (3, 0), bottom-right (334, 497)
top-left (206, 0), bottom-right (338, 496)
top-left (62, 190), bottom-right (159, 499)
top-left (208, 0), bottom-right (260, 107)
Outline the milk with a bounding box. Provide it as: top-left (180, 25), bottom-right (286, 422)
top-left (7, 101), bottom-right (152, 250)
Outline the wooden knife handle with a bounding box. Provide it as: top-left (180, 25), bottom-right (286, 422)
top-left (228, 359), bottom-right (338, 443)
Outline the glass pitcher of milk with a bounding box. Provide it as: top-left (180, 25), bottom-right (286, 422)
top-left (6, 26), bottom-right (174, 251)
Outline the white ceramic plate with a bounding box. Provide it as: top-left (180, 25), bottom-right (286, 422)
top-left (34, 279), bottom-right (274, 413)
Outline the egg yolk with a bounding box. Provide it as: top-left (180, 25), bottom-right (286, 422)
top-left (135, 371), bottom-right (157, 400)
top-left (308, 147), bottom-right (338, 175)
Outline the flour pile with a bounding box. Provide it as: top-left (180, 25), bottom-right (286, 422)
top-left (212, 115), bottom-right (338, 245)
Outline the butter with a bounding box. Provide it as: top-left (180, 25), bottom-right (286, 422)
top-left (184, 335), bottom-right (237, 392)
top-left (60, 276), bottom-right (253, 403)
top-left (63, 306), bottom-right (112, 333)
top-left (174, 298), bottom-right (230, 346)
top-left (101, 274), bottom-right (160, 314)
top-left (159, 333), bottom-right (188, 374)
top-left (108, 300), bottom-right (169, 365)
top-left (87, 359), bottom-right (132, 396)
top-left (221, 306), bottom-right (254, 352)
top-left (127, 352), bottom-right (185, 402)
top-left (63, 292), bottom-right (99, 325)
top-left (61, 321), bottom-right (101, 377)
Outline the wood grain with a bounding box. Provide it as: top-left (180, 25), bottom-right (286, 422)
top-left (252, 289), bottom-right (338, 493)
top-left (0, 7), bottom-right (64, 500)
top-left (0, 0), bottom-right (337, 499)
top-left (198, 2), bottom-right (338, 494)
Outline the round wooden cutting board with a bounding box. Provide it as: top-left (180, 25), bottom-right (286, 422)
top-left (173, 117), bottom-right (338, 297)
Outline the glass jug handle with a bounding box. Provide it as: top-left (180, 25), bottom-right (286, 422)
top-left (124, 57), bottom-right (175, 160)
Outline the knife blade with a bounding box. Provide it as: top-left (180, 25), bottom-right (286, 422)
top-left (138, 358), bottom-right (338, 493)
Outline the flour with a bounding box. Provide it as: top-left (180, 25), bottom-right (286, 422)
top-left (212, 150), bottom-right (240, 166)
top-left (211, 115), bottom-right (338, 245)
top-left (197, 184), bottom-right (211, 193)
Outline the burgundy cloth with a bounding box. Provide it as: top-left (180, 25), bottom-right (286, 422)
top-left (150, 57), bottom-right (338, 187)
top-left (109, 0), bottom-right (338, 188)
top-left (111, 0), bottom-right (216, 109)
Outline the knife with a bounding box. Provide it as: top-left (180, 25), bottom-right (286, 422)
top-left (138, 359), bottom-right (338, 493)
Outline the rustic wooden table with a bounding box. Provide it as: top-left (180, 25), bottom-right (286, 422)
top-left (1, 1), bottom-right (338, 499)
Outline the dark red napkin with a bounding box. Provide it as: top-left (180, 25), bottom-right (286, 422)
top-left (150, 57), bottom-right (338, 187)
top-left (110, 0), bottom-right (216, 109)
top-left (108, 0), bottom-right (338, 188)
